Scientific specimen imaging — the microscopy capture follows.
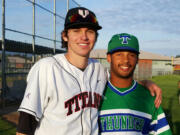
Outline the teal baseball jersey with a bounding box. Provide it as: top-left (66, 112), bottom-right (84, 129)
top-left (98, 80), bottom-right (172, 135)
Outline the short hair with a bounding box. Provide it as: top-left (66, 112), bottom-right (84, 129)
top-left (61, 29), bottom-right (68, 49)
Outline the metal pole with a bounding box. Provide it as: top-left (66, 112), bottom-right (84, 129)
top-left (32, 0), bottom-right (35, 62)
top-left (67, 0), bottom-right (69, 12)
top-left (1, 0), bottom-right (6, 108)
top-left (53, 0), bottom-right (56, 54)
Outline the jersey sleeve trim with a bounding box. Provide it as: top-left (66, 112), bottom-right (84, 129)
top-left (149, 112), bottom-right (171, 134)
top-left (18, 107), bottom-right (40, 121)
top-left (157, 125), bottom-right (170, 134)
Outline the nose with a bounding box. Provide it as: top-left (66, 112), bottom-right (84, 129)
top-left (81, 31), bottom-right (88, 40)
top-left (122, 54), bottom-right (129, 63)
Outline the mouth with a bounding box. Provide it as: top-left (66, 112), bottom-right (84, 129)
top-left (79, 43), bottom-right (89, 46)
top-left (119, 65), bottom-right (131, 72)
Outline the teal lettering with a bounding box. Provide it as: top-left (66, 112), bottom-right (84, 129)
top-left (100, 117), bottom-right (106, 131)
top-left (99, 114), bottom-right (145, 132)
top-left (134, 117), bottom-right (139, 130)
top-left (128, 115), bottom-right (134, 129)
top-left (114, 115), bottom-right (120, 130)
top-left (139, 118), bottom-right (145, 131)
top-left (134, 117), bottom-right (144, 130)
top-left (121, 115), bottom-right (127, 129)
top-left (106, 116), bottom-right (113, 130)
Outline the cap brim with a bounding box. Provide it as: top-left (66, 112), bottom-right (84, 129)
top-left (65, 22), bottom-right (102, 30)
top-left (108, 46), bottom-right (139, 54)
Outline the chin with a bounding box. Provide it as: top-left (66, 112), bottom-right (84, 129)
top-left (119, 72), bottom-right (134, 79)
top-left (79, 53), bottom-right (90, 57)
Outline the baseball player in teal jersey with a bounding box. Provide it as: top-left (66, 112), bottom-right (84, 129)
top-left (98, 33), bottom-right (172, 135)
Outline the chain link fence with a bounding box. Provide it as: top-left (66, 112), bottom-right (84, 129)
top-left (0, 0), bottom-right (81, 108)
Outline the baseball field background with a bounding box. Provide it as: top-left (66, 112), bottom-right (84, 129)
top-left (0, 74), bottom-right (180, 135)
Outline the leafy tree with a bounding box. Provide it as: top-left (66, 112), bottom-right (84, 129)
top-left (175, 55), bottom-right (180, 58)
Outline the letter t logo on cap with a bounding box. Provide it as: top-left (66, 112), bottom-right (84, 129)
top-left (119, 35), bottom-right (131, 44)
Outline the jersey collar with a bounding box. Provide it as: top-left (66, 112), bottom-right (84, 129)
top-left (107, 80), bottom-right (137, 96)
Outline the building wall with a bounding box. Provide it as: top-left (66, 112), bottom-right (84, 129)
top-left (152, 60), bottom-right (173, 76)
top-left (173, 65), bottom-right (180, 74)
top-left (174, 65), bottom-right (180, 70)
top-left (137, 59), bottom-right (152, 80)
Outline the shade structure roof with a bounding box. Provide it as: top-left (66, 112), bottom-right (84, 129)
top-left (0, 39), bottom-right (66, 54)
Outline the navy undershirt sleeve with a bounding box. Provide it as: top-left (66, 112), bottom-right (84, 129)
top-left (17, 111), bottom-right (38, 135)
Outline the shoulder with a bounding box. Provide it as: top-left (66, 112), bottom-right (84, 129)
top-left (134, 82), bottom-right (157, 115)
top-left (89, 58), bottom-right (107, 82)
top-left (89, 58), bottom-right (107, 73)
top-left (27, 54), bottom-right (65, 77)
top-left (38, 54), bottom-right (65, 65)
top-left (32, 54), bottom-right (65, 69)
top-left (89, 58), bottom-right (104, 68)
top-left (89, 58), bottom-right (100, 63)
top-left (136, 82), bottom-right (155, 101)
top-left (137, 82), bottom-right (149, 92)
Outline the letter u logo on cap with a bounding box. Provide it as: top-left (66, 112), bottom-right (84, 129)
top-left (78, 9), bottom-right (89, 18)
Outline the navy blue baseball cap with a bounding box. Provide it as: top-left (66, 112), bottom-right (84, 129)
top-left (64, 7), bottom-right (102, 30)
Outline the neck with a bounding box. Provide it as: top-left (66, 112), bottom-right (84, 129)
top-left (65, 53), bottom-right (88, 70)
top-left (110, 73), bottom-right (133, 88)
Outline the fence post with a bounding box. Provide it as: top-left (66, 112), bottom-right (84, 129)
top-left (54, 0), bottom-right (56, 54)
top-left (1, 0), bottom-right (6, 108)
top-left (32, 0), bottom-right (36, 63)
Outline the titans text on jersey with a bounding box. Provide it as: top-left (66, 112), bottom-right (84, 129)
top-left (65, 91), bottom-right (102, 115)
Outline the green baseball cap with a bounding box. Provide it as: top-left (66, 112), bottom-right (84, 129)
top-left (107, 33), bottom-right (140, 54)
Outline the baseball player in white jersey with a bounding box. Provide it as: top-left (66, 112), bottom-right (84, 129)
top-left (18, 54), bottom-right (107, 135)
top-left (16, 7), bottom-right (162, 135)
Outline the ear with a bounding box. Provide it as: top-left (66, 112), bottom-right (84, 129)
top-left (62, 31), bottom-right (68, 42)
top-left (136, 56), bottom-right (139, 64)
top-left (107, 54), bottom-right (111, 63)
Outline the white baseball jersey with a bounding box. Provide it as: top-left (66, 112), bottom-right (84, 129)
top-left (18, 54), bottom-right (107, 135)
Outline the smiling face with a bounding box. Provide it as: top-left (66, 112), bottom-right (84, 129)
top-left (107, 51), bottom-right (138, 79)
top-left (62, 27), bottom-right (97, 58)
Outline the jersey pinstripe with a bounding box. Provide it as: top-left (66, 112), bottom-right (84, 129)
top-left (18, 54), bottom-right (107, 135)
top-left (98, 80), bottom-right (172, 135)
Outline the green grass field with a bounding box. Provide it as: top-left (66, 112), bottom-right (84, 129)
top-left (151, 74), bottom-right (180, 135)
top-left (0, 74), bottom-right (180, 134)
top-left (0, 117), bottom-right (16, 135)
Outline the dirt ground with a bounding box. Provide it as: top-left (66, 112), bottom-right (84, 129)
top-left (0, 105), bottom-right (19, 126)
top-left (2, 112), bottom-right (19, 126)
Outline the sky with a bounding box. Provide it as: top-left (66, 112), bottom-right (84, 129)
top-left (0, 0), bottom-right (180, 57)
top-left (75, 0), bottom-right (180, 57)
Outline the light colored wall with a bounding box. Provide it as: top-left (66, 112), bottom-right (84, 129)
top-left (152, 60), bottom-right (173, 76)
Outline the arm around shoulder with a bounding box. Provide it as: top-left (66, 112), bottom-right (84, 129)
top-left (139, 80), bottom-right (162, 108)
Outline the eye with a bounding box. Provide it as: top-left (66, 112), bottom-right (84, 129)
top-left (87, 29), bottom-right (95, 34)
top-left (72, 29), bottom-right (80, 32)
top-left (115, 52), bottom-right (122, 56)
top-left (129, 53), bottom-right (137, 58)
